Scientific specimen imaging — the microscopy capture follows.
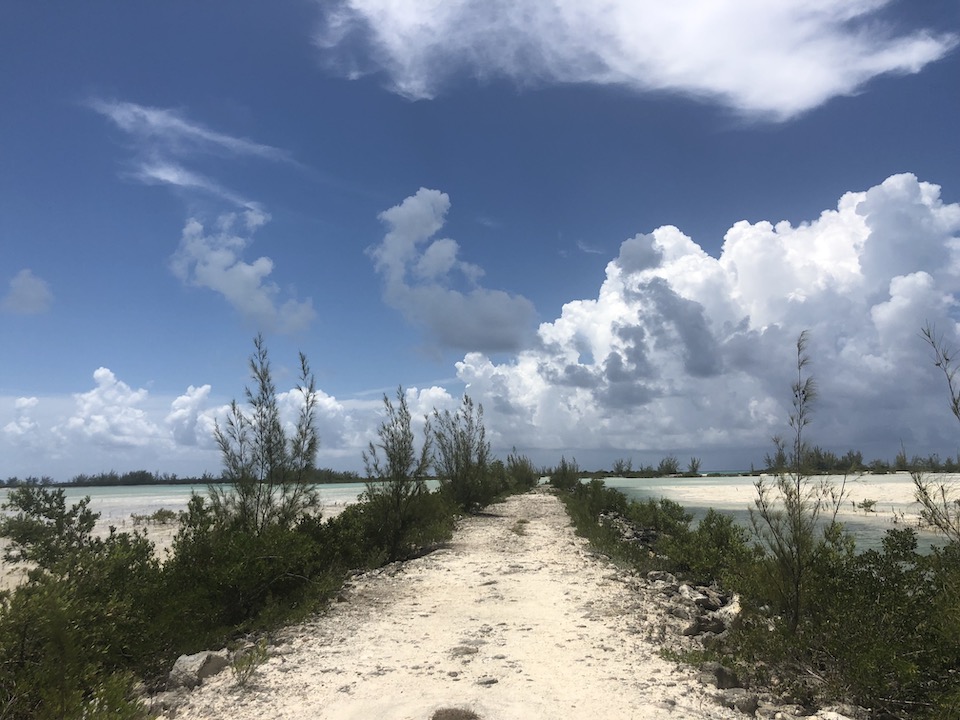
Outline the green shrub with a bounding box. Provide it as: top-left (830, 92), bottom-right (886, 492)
top-left (726, 529), bottom-right (960, 718)
top-left (162, 495), bottom-right (334, 643)
top-left (131, 507), bottom-right (178, 525)
top-left (0, 486), bottom-right (98, 574)
top-left (433, 395), bottom-right (492, 512)
top-left (362, 388), bottom-right (436, 561)
top-left (625, 497), bottom-right (692, 537)
top-left (231, 639), bottom-right (270, 688)
top-left (507, 448), bottom-right (540, 492)
top-left (548, 456), bottom-right (581, 491)
top-left (0, 487), bottom-right (163, 719)
top-left (666, 509), bottom-right (757, 586)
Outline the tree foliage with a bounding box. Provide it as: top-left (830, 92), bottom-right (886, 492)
top-left (362, 387), bottom-right (436, 561)
top-left (433, 395), bottom-right (492, 511)
top-left (657, 455), bottom-right (680, 475)
top-left (748, 330), bottom-right (849, 633)
top-left (0, 487), bottom-right (98, 575)
top-left (0, 489), bottom-right (162, 719)
top-left (914, 324), bottom-right (960, 543)
top-left (210, 334), bottom-right (320, 534)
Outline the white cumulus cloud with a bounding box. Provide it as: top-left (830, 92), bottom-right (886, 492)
top-left (171, 212), bottom-right (315, 333)
top-left (456, 173), bottom-right (960, 462)
top-left (371, 188), bottom-right (537, 352)
top-left (318, 0), bottom-right (956, 119)
top-left (2, 269), bottom-right (53, 315)
top-left (3, 397), bottom-right (40, 439)
top-left (56, 368), bottom-right (163, 449)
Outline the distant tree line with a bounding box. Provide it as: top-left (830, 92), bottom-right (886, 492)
top-left (1, 467), bottom-right (363, 488)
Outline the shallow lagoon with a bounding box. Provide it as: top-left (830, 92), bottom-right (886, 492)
top-left (0, 473), bottom-right (950, 564)
top-left (604, 472), bottom-right (950, 552)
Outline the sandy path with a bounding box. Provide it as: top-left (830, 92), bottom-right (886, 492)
top-left (170, 490), bottom-right (739, 720)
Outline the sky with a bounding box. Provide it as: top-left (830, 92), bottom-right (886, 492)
top-left (2, 1), bottom-right (960, 480)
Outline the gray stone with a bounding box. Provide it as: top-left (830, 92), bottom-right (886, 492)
top-left (169, 649), bottom-right (230, 689)
top-left (717, 688), bottom-right (760, 714)
top-left (647, 570), bottom-right (677, 584)
top-left (713, 594), bottom-right (743, 629)
top-left (699, 661), bottom-right (742, 689)
top-left (682, 615), bottom-right (726, 636)
top-left (450, 645), bottom-right (479, 657)
top-left (145, 688), bottom-right (189, 714)
top-left (679, 584), bottom-right (707, 604)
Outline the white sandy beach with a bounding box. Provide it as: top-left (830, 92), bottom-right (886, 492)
top-left (611, 472), bottom-right (940, 534)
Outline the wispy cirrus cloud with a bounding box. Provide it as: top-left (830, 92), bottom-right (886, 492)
top-left (136, 160), bottom-right (264, 212)
top-left (92, 99), bottom-right (314, 332)
top-left (90, 98), bottom-right (290, 210)
top-left (318, 0), bottom-right (957, 119)
top-left (90, 99), bottom-right (291, 162)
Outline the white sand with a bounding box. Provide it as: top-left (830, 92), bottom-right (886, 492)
top-left (616, 472), bottom-right (942, 535)
top-left (168, 490), bottom-right (741, 720)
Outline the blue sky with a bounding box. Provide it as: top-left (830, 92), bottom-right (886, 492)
top-left (2, 1), bottom-right (960, 479)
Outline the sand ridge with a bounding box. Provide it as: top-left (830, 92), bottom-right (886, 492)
top-left (168, 490), bottom-right (742, 720)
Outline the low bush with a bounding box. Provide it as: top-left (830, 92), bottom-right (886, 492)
top-left (0, 489), bottom-right (164, 718)
top-left (548, 456), bottom-right (582, 491)
top-left (664, 508), bottom-right (758, 587)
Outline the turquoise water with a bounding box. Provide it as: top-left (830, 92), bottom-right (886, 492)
top-left (602, 475), bottom-right (948, 553)
top-left (0, 480), bottom-right (449, 528)
top-left (1, 476), bottom-right (948, 552)
top-left (0, 482), bottom-right (373, 529)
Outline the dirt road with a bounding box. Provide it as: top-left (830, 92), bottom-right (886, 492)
top-left (170, 490), bottom-right (741, 720)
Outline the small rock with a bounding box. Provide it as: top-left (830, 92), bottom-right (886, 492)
top-left (713, 594), bottom-right (743, 629)
top-left (694, 587), bottom-right (725, 611)
top-left (699, 662), bottom-right (742, 689)
top-left (477, 677), bottom-right (498, 686)
top-left (679, 584), bottom-right (707, 604)
top-left (682, 615), bottom-right (726, 636)
top-left (169, 650), bottom-right (229, 689)
top-left (450, 646), bottom-right (479, 657)
top-left (647, 570), bottom-right (677, 584)
top-left (717, 688), bottom-right (760, 714)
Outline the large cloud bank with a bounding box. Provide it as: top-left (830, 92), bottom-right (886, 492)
top-left (318, 1), bottom-right (956, 119)
top-left (457, 173), bottom-right (960, 461)
top-left (3, 173), bottom-right (960, 476)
